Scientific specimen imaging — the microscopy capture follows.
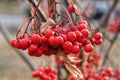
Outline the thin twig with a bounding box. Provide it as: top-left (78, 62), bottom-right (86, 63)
top-left (27, 0), bottom-right (47, 22)
top-left (99, 0), bottom-right (119, 29)
top-left (101, 19), bottom-right (120, 70)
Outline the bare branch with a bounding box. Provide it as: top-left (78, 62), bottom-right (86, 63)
top-left (100, 0), bottom-right (119, 28)
top-left (27, 0), bottom-right (47, 22)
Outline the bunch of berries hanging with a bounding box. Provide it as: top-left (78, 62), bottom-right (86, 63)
top-left (10, 0), bottom-right (104, 80)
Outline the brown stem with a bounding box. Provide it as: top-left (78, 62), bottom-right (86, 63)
top-left (48, 0), bottom-right (55, 18)
top-left (101, 19), bottom-right (120, 70)
top-left (27, 0), bottom-right (47, 22)
top-left (56, 2), bottom-right (74, 27)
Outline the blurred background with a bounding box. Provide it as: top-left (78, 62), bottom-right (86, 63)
top-left (0, 0), bottom-right (120, 80)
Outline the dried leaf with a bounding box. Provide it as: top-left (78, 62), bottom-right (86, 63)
top-left (31, 19), bottom-right (36, 29)
top-left (31, 7), bottom-right (35, 17)
top-left (64, 61), bottom-right (83, 79)
top-left (67, 55), bottom-right (82, 63)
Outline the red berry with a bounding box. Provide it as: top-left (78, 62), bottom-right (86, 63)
top-left (105, 67), bottom-right (114, 77)
top-left (67, 32), bottom-right (76, 42)
top-left (81, 29), bottom-right (89, 37)
top-left (32, 71), bottom-right (39, 77)
top-left (40, 36), bottom-right (48, 45)
top-left (10, 39), bottom-right (16, 47)
top-left (94, 39), bottom-right (102, 45)
top-left (63, 41), bottom-right (72, 50)
top-left (77, 24), bottom-right (87, 31)
top-left (73, 41), bottom-right (79, 45)
top-left (48, 36), bottom-right (58, 48)
top-left (34, 48), bottom-right (43, 57)
top-left (21, 38), bottom-right (30, 50)
top-left (68, 5), bottom-right (75, 13)
top-left (61, 34), bottom-right (67, 41)
top-left (71, 45), bottom-right (80, 54)
top-left (28, 44), bottom-right (38, 56)
top-left (45, 29), bottom-right (54, 38)
top-left (14, 40), bottom-right (22, 49)
top-left (94, 32), bottom-right (103, 40)
top-left (63, 49), bottom-right (71, 55)
top-left (84, 44), bottom-right (93, 52)
top-left (80, 20), bottom-right (88, 25)
top-left (74, 31), bottom-right (82, 37)
top-left (31, 34), bottom-right (40, 44)
top-left (55, 36), bottom-right (64, 46)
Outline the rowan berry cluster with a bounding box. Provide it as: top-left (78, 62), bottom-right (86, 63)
top-left (67, 68), bottom-right (120, 80)
top-left (32, 67), bottom-right (57, 80)
top-left (11, 20), bottom-right (103, 57)
top-left (10, 1), bottom-right (105, 80)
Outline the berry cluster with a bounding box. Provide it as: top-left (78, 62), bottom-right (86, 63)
top-left (67, 68), bottom-right (120, 80)
top-left (109, 18), bottom-right (120, 33)
top-left (11, 20), bottom-right (102, 56)
top-left (32, 67), bottom-right (57, 80)
top-left (10, 34), bottom-right (56, 57)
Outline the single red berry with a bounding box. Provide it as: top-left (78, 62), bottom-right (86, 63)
top-left (81, 29), bottom-right (89, 37)
top-left (101, 71), bottom-right (108, 77)
top-left (21, 38), bottom-right (30, 50)
top-left (39, 36), bottom-right (48, 45)
top-left (105, 67), bottom-right (114, 77)
top-left (71, 45), bottom-right (80, 54)
top-left (74, 31), bottom-right (82, 37)
top-left (34, 48), bottom-right (43, 57)
top-left (48, 36), bottom-right (58, 48)
top-left (61, 34), bottom-right (67, 41)
top-left (94, 32), bottom-right (103, 40)
top-left (67, 32), bottom-right (76, 42)
top-left (63, 41), bottom-right (72, 50)
top-left (32, 71), bottom-right (39, 77)
top-left (77, 24), bottom-right (87, 31)
top-left (10, 39), bottom-right (16, 47)
top-left (55, 36), bottom-right (64, 46)
top-left (31, 34), bottom-right (40, 44)
top-left (84, 44), bottom-right (93, 52)
top-left (68, 5), bottom-right (75, 13)
top-left (93, 39), bottom-right (102, 45)
top-left (45, 29), bottom-right (54, 38)
top-left (80, 20), bottom-right (88, 25)
top-left (77, 36), bottom-right (86, 44)
top-left (73, 41), bottom-right (79, 45)
top-left (63, 49), bottom-right (71, 55)
top-left (28, 44), bottom-right (38, 56)
top-left (14, 40), bottom-right (22, 49)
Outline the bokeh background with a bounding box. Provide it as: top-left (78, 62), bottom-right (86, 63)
top-left (0, 0), bottom-right (120, 80)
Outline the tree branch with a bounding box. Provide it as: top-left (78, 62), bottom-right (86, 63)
top-left (27, 0), bottom-right (47, 22)
top-left (99, 0), bottom-right (119, 28)
top-left (101, 18), bottom-right (120, 70)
